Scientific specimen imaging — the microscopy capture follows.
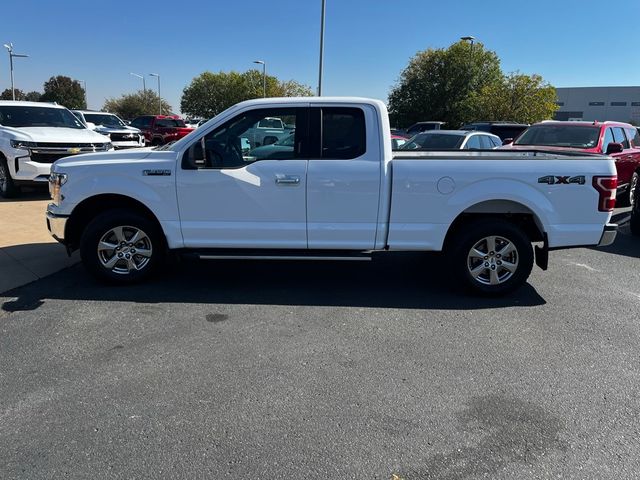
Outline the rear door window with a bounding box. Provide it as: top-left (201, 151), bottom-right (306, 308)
top-left (465, 135), bottom-right (482, 149)
top-left (612, 127), bottom-right (630, 149)
top-left (319, 107), bottom-right (366, 159)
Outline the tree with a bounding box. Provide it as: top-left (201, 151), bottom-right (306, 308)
top-left (388, 41), bottom-right (503, 127)
top-left (180, 70), bottom-right (313, 119)
top-left (467, 73), bottom-right (558, 124)
top-left (24, 91), bottom-right (42, 102)
top-left (0, 88), bottom-right (26, 100)
top-left (103, 90), bottom-right (172, 120)
top-left (40, 76), bottom-right (86, 109)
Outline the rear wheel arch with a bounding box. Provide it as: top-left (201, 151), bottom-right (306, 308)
top-left (66, 194), bottom-right (166, 251)
top-left (443, 200), bottom-right (545, 251)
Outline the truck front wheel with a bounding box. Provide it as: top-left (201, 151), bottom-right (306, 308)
top-left (0, 156), bottom-right (20, 198)
top-left (80, 209), bottom-right (164, 283)
top-left (449, 219), bottom-right (534, 295)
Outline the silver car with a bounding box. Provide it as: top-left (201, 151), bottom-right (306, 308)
top-left (399, 130), bottom-right (502, 150)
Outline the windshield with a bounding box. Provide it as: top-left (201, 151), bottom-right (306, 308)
top-left (156, 118), bottom-right (187, 128)
top-left (514, 125), bottom-right (600, 149)
top-left (401, 133), bottom-right (464, 150)
top-left (0, 105), bottom-right (85, 129)
top-left (84, 113), bottom-right (125, 128)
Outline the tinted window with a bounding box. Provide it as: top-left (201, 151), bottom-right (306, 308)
top-left (490, 125), bottom-right (528, 140)
top-left (402, 133), bottom-right (464, 150)
top-left (612, 127), bottom-right (629, 149)
top-left (156, 118), bottom-right (186, 128)
top-left (0, 106), bottom-right (85, 129)
top-left (478, 135), bottom-right (493, 149)
top-left (321, 108), bottom-right (366, 159)
top-left (184, 108), bottom-right (303, 169)
top-left (514, 125), bottom-right (600, 149)
top-left (465, 135), bottom-right (482, 149)
top-left (84, 113), bottom-right (125, 128)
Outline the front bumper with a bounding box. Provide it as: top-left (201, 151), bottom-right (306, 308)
top-left (46, 208), bottom-right (68, 243)
top-left (598, 223), bottom-right (618, 247)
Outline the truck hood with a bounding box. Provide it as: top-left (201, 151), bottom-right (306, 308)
top-left (94, 125), bottom-right (142, 134)
top-left (53, 148), bottom-right (157, 169)
top-left (3, 126), bottom-right (110, 143)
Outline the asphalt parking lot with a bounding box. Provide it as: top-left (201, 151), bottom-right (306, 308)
top-left (1, 213), bottom-right (638, 479)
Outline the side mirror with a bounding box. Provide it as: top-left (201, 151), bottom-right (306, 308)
top-left (184, 137), bottom-right (206, 169)
top-left (85, 122), bottom-right (96, 130)
top-left (502, 138), bottom-right (513, 145)
top-left (606, 142), bottom-right (624, 155)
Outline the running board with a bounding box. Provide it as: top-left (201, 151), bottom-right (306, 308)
top-left (179, 249), bottom-right (372, 262)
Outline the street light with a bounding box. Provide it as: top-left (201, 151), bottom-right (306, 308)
top-left (148, 73), bottom-right (161, 115)
top-left (3, 43), bottom-right (28, 101)
top-left (129, 72), bottom-right (146, 95)
top-left (77, 79), bottom-right (87, 107)
top-left (318, 0), bottom-right (326, 96)
top-left (253, 60), bottom-right (266, 98)
top-left (460, 35), bottom-right (475, 56)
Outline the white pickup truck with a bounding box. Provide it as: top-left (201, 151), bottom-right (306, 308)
top-left (46, 97), bottom-right (618, 295)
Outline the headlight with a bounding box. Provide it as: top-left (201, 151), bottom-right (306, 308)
top-left (10, 140), bottom-right (37, 149)
top-left (48, 172), bottom-right (68, 205)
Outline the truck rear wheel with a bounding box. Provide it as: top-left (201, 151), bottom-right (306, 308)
top-left (80, 209), bottom-right (164, 283)
top-left (630, 172), bottom-right (640, 236)
top-left (449, 219), bottom-right (534, 295)
top-left (0, 156), bottom-right (20, 198)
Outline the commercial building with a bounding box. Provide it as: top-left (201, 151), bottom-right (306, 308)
top-left (554, 86), bottom-right (640, 124)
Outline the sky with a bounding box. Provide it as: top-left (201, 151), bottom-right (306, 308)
top-left (2, 0), bottom-right (640, 114)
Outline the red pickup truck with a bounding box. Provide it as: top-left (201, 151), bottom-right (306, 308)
top-left (502, 120), bottom-right (640, 205)
top-left (129, 115), bottom-right (194, 146)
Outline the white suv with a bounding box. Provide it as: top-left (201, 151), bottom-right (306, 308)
top-left (72, 110), bottom-right (145, 149)
top-left (0, 101), bottom-right (113, 198)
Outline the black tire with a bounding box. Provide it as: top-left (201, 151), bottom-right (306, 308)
top-left (0, 156), bottom-right (20, 199)
top-left (449, 219), bottom-right (534, 296)
top-left (151, 137), bottom-right (163, 146)
top-left (630, 172), bottom-right (640, 236)
top-left (79, 209), bottom-right (165, 284)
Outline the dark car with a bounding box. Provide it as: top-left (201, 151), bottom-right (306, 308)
top-left (460, 121), bottom-right (529, 141)
top-left (404, 121), bottom-right (446, 137)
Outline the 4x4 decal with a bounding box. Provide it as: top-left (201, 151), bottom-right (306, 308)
top-left (538, 175), bottom-right (585, 185)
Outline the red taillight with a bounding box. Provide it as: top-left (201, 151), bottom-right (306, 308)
top-left (592, 175), bottom-right (617, 212)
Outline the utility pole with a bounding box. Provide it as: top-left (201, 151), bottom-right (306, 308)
top-left (317, 0), bottom-right (326, 96)
top-left (3, 43), bottom-right (28, 100)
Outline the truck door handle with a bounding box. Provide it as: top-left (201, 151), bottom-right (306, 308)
top-left (275, 174), bottom-right (300, 185)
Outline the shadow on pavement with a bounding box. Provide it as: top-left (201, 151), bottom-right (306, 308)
top-left (0, 187), bottom-right (49, 203)
top-left (2, 252), bottom-right (545, 313)
top-left (589, 221), bottom-right (639, 259)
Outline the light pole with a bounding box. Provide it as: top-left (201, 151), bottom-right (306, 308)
top-left (253, 60), bottom-right (266, 98)
top-left (149, 73), bottom-right (161, 114)
top-left (77, 79), bottom-right (87, 107)
top-left (130, 72), bottom-right (146, 95)
top-left (460, 35), bottom-right (475, 57)
top-left (318, 0), bottom-right (326, 96)
top-left (3, 43), bottom-right (28, 101)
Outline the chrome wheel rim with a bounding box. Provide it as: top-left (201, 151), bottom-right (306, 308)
top-left (97, 225), bottom-right (152, 275)
top-left (631, 175), bottom-right (638, 208)
top-left (467, 235), bottom-right (519, 286)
